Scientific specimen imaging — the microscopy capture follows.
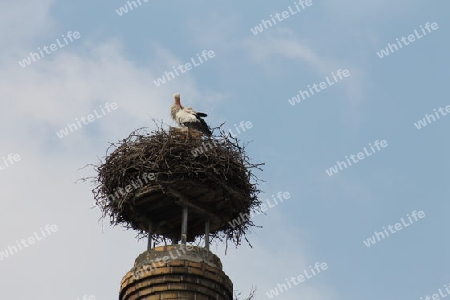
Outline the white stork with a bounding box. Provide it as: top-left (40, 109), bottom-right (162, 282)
top-left (171, 93), bottom-right (212, 136)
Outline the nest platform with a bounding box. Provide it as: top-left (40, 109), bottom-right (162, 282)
top-left (91, 126), bottom-right (263, 246)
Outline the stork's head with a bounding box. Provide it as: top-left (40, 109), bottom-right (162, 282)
top-left (173, 93), bottom-right (181, 103)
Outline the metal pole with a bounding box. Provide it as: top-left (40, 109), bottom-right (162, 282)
top-left (205, 219), bottom-right (210, 250)
top-left (147, 221), bottom-right (153, 250)
top-left (181, 206), bottom-right (188, 244)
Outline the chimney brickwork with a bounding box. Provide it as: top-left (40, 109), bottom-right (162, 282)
top-left (120, 245), bottom-right (233, 300)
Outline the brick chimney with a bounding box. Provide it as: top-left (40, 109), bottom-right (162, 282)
top-left (119, 244), bottom-right (233, 300)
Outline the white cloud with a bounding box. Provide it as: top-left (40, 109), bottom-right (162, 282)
top-left (0, 0), bottom-right (56, 53)
top-left (243, 28), bottom-right (338, 76)
top-left (243, 28), bottom-right (365, 119)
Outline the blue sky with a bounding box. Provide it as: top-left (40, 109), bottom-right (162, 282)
top-left (0, 0), bottom-right (449, 299)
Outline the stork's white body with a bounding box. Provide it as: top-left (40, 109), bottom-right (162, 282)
top-left (171, 93), bottom-right (212, 136)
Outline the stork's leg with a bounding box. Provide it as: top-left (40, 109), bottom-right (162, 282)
top-left (186, 127), bottom-right (191, 139)
top-left (181, 206), bottom-right (188, 244)
top-left (205, 219), bottom-right (210, 250)
top-left (147, 221), bottom-right (153, 250)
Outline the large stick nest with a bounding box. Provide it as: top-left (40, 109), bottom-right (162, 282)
top-left (90, 123), bottom-right (264, 247)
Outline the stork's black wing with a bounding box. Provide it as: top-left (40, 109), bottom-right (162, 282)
top-left (183, 116), bottom-right (212, 136)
